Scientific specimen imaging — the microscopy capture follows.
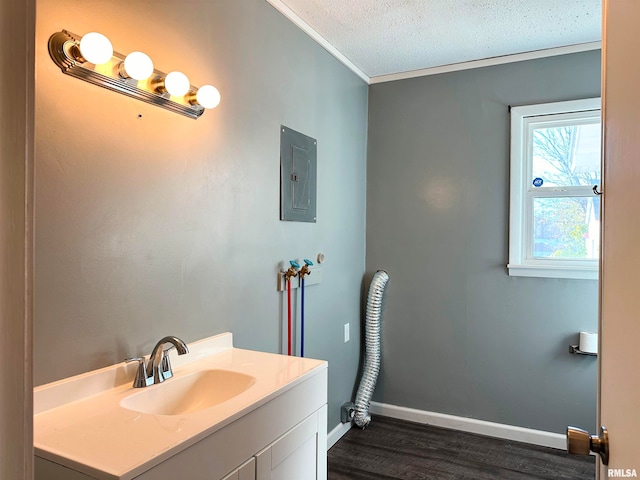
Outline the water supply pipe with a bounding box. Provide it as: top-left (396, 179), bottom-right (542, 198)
top-left (284, 260), bottom-right (299, 356)
top-left (287, 278), bottom-right (292, 355)
top-left (353, 270), bottom-right (390, 428)
top-left (298, 259), bottom-right (313, 357)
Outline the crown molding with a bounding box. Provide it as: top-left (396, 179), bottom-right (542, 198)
top-left (266, 0), bottom-right (371, 84)
top-left (370, 41), bottom-right (602, 84)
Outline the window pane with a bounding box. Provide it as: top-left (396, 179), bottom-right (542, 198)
top-left (532, 123), bottom-right (601, 187)
top-left (532, 197), bottom-right (600, 259)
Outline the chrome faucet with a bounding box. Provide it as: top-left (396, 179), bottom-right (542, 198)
top-left (125, 336), bottom-right (189, 388)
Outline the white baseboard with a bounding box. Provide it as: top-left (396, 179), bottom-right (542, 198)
top-left (327, 421), bottom-right (352, 450)
top-left (369, 401), bottom-right (566, 450)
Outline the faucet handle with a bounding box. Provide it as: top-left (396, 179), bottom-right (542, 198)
top-left (125, 356), bottom-right (144, 366)
top-left (125, 357), bottom-right (152, 388)
top-left (160, 349), bottom-right (174, 380)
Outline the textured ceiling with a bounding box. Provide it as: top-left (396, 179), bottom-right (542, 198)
top-left (277, 0), bottom-right (602, 78)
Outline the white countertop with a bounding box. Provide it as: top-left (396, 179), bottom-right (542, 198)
top-left (34, 333), bottom-right (327, 480)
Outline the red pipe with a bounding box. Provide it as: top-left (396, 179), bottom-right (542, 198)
top-left (287, 276), bottom-right (292, 356)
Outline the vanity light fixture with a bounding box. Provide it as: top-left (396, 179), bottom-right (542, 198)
top-left (48, 30), bottom-right (221, 119)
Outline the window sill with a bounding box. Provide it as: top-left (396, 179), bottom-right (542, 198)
top-left (507, 263), bottom-right (598, 280)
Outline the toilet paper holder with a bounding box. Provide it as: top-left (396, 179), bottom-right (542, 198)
top-left (569, 345), bottom-right (597, 357)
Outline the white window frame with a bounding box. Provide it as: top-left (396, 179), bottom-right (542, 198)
top-left (508, 98), bottom-right (601, 280)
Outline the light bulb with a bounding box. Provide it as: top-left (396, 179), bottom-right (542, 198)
top-left (196, 85), bottom-right (221, 109)
top-left (79, 32), bottom-right (113, 65)
top-left (164, 71), bottom-right (190, 97)
top-left (123, 52), bottom-right (154, 80)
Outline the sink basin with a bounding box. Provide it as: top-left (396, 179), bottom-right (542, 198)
top-left (120, 369), bottom-right (256, 416)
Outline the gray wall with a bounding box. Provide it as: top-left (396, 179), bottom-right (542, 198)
top-left (34, 0), bottom-right (368, 430)
top-left (366, 51), bottom-right (600, 433)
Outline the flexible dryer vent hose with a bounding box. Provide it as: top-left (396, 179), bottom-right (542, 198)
top-left (353, 270), bottom-right (389, 428)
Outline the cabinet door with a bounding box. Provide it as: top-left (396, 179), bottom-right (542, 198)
top-left (238, 458), bottom-right (256, 480)
top-left (35, 457), bottom-right (95, 480)
top-left (221, 470), bottom-right (237, 480)
top-left (221, 458), bottom-right (255, 480)
top-left (255, 411), bottom-right (320, 480)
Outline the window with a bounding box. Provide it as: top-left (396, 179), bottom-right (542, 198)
top-left (508, 98), bottom-right (601, 280)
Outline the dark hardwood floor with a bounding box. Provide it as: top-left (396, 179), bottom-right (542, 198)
top-left (328, 416), bottom-right (595, 480)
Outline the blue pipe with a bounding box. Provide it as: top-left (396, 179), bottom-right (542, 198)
top-left (301, 276), bottom-right (305, 357)
top-left (300, 259), bottom-right (313, 358)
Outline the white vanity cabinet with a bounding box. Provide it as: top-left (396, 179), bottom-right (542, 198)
top-left (220, 403), bottom-right (327, 480)
top-left (34, 334), bottom-right (328, 480)
top-left (35, 371), bottom-right (327, 480)
top-left (255, 405), bottom-right (327, 480)
top-left (135, 374), bottom-right (327, 480)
